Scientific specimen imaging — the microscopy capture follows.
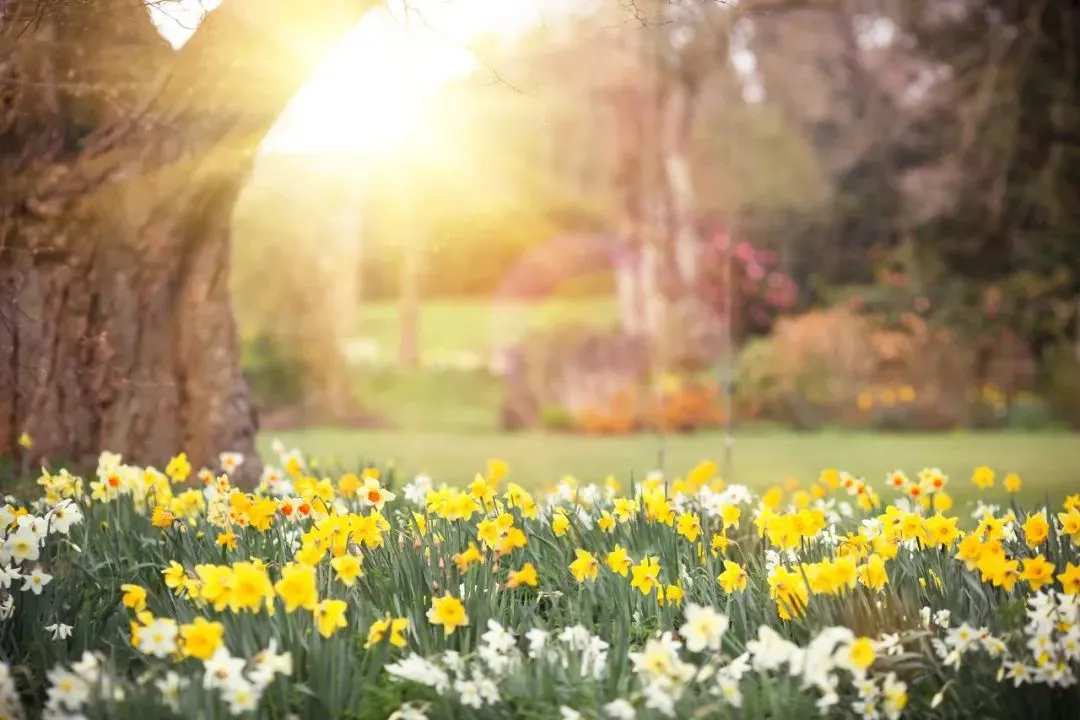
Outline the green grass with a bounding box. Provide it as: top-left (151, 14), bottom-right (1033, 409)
top-left (305, 298), bottom-right (1080, 507)
top-left (350, 298), bottom-right (617, 432)
top-left (355, 297), bottom-right (618, 356)
top-left (354, 368), bottom-right (503, 433)
top-left (259, 428), bottom-right (1080, 503)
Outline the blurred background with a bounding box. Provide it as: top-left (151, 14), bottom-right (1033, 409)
top-left (215, 0), bottom-right (1079, 494)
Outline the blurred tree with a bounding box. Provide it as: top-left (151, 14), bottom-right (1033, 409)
top-left (231, 154), bottom-right (361, 421)
top-left (0, 0), bottom-right (376, 480)
top-left (729, 0), bottom-right (1079, 362)
top-left (896, 0), bottom-right (1080, 361)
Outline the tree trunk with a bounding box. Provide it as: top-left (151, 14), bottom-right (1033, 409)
top-left (660, 81), bottom-right (701, 290)
top-left (1, 0), bottom-right (376, 483)
top-left (1, 169), bottom-right (256, 478)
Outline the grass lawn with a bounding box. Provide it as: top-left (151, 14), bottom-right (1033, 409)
top-left (349, 298), bottom-right (615, 433)
top-left (259, 428), bottom-right (1080, 504)
top-left (354, 297), bottom-right (618, 356)
top-left (353, 368), bottom-right (503, 433)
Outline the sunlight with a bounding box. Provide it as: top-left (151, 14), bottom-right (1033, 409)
top-left (149, 0), bottom-right (553, 157)
top-left (262, 7), bottom-right (475, 157)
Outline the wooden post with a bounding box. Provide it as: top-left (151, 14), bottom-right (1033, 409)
top-left (638, 0), bottom-right (668, 476)
top-left (719, 6), bottom-right (737, 483)
top-left (395, 165), bottom-right (421, 368)
top-left (720, 227), bottom-right (736, 482)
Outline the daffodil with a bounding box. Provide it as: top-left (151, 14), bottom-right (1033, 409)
top-left (274, 563), bottom-right (319, 613)
top-left (427, 594), bottom-right (468, 636)
top-left (331, 554), bottom-right (364, 587)
top-left (365, 613), bottom-right (409, 648)
top-left (1021, 555), bottom-right (1056, 591)
top-left (569, 549), bottom-right (599, 583)
top-left (313, 599), bottom-right (348, 638)
top-left (507, 562), bottom-right (538, 588)
top-left (606, 546), bottom-right (631, 576)
top-left (846, 637), bottom-right (876, 673)
top-left (120, 584), bottom-right (147, 612)
top-left (630, 557), bottom-right (661, 596)
top-left (1023, 512), bottom-right (1050, 548)
top-left (179, 617), bottom-right (224, 660)
top-left (717, 560), bottom-right (747, 593)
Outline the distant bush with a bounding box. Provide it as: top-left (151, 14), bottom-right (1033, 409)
top-left (539, 404), bottom-right (578, 432)
top-left (730, 306), bottom-right (1058, 432)
top-left (857, 386), bottom-right (919, 432)
top-left (573, 380), bottom-right (727, 435)
top-left (734, 336), bottom-right (836, 430)
top-left (1005, 393), bottom-right (1060, 430)
top-left (241, 334), bottom-right (306, 411)
top-left (500, 325), bottom-right (649, 433)
top-left (1042, 345), bottom-right (1080, 429)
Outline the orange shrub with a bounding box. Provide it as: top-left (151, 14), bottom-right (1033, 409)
top-left (576, 381), bottom-right (727, 435)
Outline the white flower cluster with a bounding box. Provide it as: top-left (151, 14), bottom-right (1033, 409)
top-left (1, 499), bottom-right (80, 562)
top-left (919, 607), bottom-right (952, 629)
top-left (384, 621), bottom-right (517, 710)
top-left (616, 609), bottom-right (908, 720)
top-left (763, 548), bottom-right (801, 574)
top-left (0, 496), bottom-right (80, 623)
top-left (546, 479), bottom-right (580, 509)
top-left (386, 621), bottom-right (612, 712)
top-left (38, 642), bottom-right (292, 718)
top-left (403, 474), bottom-right (434, 506)
top-left (0, 662), bottom-right (25, 720)
top-left (629, 633), bottom-right (697, 716)
top-left (384, 654), bottom-right (451, 694)
top-left (388, 701), bottom-right (431, 720)
top-left (851, 673), bottom-right (910, 720)
top-left (931, 621), bottom-right (1002, 670)
top-left (1003, 590), bottom-right (1080, 687)
top-left (698, 484), bottom-right (754, 518)
top-left (92, 452), bottom-right (167, 511)
top-left (531, 624), bottom-right (610, 680)
top-left (920, 591), bottom-right (1080, 702)
top-left (258, 465), bottom-right (296, 498)
top-left (477, 619), bottom-right (522, 676)
top-left (398, 620), bottom-right (523, 711)
top-left (42, 651), bottom-right (115, 720)
top-left (385, 610), bottom-right (913, 720)
top-left (201, 641), bottom-right (293, 716)
top-left (744, 625), bottom-right (905, 716)
top-left (269, 440), bottom-right (306, 472)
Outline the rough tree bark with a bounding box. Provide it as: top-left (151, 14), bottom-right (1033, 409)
top-left (0, 0), bottom-right (376, 483)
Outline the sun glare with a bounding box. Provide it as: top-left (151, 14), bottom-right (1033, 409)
top-left (263, 7), bottom-right (477, 157)
top-left (150, 0), bottom-right (552, 158)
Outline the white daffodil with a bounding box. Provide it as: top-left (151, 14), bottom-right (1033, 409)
top-left (44, 623), bottom-right (74, 641)
top-left (678, 604), bottom-right (729, 653)
top-left (45, 667), bottom-right (90, 713)
top-left (137, 618), bottom-right (179, 659)
top-left (21, 568), bottom-right (52, 595)
top-left (155, 671), bottom-right (188, 713)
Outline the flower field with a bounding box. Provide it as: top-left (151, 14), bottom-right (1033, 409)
top-left (1, 446), bottom-right (1079, 720)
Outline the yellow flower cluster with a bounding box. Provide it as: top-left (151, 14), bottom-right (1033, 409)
top-left (15, 444), bottom-right (1080, 720)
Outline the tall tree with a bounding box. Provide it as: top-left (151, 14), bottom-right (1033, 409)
top-left (900, 0), bottom-right (1080, 359)
top-left (0, 0), bottom-right (376, 480)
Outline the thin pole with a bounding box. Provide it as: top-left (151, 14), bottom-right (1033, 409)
top-left (721, 227), bottom-right (735, 482)
top-left (719, 6), bottom-right (737, 484)
top-left (634, 0), bottom-right (666, 476)
top-left (645, 2), bottom-right (667, 478)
